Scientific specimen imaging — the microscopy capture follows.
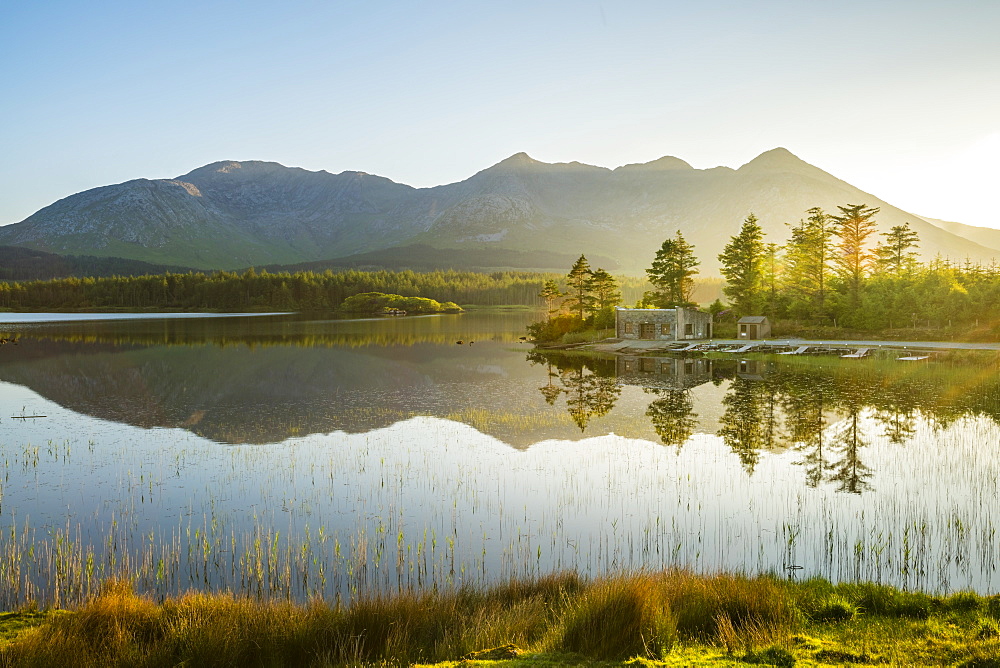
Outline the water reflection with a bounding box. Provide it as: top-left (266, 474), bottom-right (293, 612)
top-left (2, 313), bottom-right (1000, 491)
top-left (531, 350), bottom-right (1000, 493)
top-left (644, 388), bottom-right (696, 450)
top-left (1, 314), bottom-right (999, 602)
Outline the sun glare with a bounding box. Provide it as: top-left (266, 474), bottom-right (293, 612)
top-left (894, 133), bottom-right (1000, 229)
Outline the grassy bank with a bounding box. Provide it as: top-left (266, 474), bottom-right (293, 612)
top-left (2, 570), bottom-right (999, 666)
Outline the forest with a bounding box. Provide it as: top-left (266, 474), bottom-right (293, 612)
top-left (0, 268), bottom-right (670, 312)
top-left (0, 269), bottom-right (547, 311)
top-left (533, 204), bottom-right (1000, 340)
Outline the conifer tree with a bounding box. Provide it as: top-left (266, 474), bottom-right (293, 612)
top-left (783, 207), bottom-right (835, 319)
top-left (538, 279), bottom-right (563, 320)
top-left (831, 203), bottom-right (880, 304)
top-left (718, 213), bottom-right (766, 316)
top-left (874, 223), bottom-right (920, 277)
top-left (564, 255), bottom-right (595, 321)
top-left (588, 268), bottom-right (622, 312)
top-left (645, 231), bottom-right (699, 307)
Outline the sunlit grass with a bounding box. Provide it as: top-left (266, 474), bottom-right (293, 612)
top-left (3, 571), bottom-right (1000, 666)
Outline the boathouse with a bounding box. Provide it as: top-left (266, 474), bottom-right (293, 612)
top-left (737, 316), bottom-right (771, 339)
top-left (615, 307), bottom-right (713, 341)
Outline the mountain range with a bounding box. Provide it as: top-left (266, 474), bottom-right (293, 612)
top-left (2, 148), bottom-right (997, 274)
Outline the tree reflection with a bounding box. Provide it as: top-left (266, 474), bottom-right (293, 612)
top-left (827, 411), bottom-right (873, 494)
top-left (645, 388), bottom-right (696, 449)
top-left (562, 366), bottom-right (621, 431)
top-left (530, 348), bottom-right (1000, 489)
top-left (538, 361), bottom-right (563, 405)
top-left (528, 352), bottom-right (621, 432)
top-left (780, 373), bottom-right (835, 488)
top-left (719, 377), bottom-right (779, 474)
top-left (872, 379), bottom-right (920, 445)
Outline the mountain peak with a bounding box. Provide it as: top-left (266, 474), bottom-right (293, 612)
top-left (178, 160), bottom-right (292, 181)
top-left (494, 152), bottom-right (540, 168)
top-left (739, 147), bottom-right (807, 172)
top-left (615, 155), bottom-right (693, 173)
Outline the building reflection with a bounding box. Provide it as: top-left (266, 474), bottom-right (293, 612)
top-left (616, 355), bottom-right (714, 390)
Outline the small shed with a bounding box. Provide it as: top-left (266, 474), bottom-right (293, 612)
top-left (737, 316), bottom-right (771, 340)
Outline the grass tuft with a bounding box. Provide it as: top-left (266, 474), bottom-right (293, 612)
top-left (553, 575), bottom-right (676, 660)
top-left (810, 595), bottom-right (857, 623)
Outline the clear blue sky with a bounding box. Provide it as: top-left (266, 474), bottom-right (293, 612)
top-left (2, 0), bottom-right (998, 227)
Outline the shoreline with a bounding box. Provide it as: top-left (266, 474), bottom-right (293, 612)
top-left (538, 336), bottom-right (1000, 355)
top-left (2, 569), bottom-right (998, 666)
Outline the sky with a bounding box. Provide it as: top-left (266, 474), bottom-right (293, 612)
top-left (1, 0), bottom-right (998, 228)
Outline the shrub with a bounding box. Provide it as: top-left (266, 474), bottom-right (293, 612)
top-left (811, 595), bottom-right (857, 623)
top-left (526, 314), bottom-right (583, 343)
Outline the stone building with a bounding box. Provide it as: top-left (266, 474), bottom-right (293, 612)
top-left (615, 307), bottom-right (713, 341)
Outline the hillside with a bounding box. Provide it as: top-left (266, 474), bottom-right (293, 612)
top-left (1, 150), bottom-right (997, 273)
top-left (0, 246), bottom-right (197, 280)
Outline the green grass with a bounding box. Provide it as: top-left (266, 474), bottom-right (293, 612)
top-left (4, 570), bottom-right (1000, 666)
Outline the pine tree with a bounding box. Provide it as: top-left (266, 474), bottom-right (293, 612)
top-left (718, 213), bottom-right (766, 316)
top-left (564, 255), bottom-right (595, 321)
top-left (588, 268), bottom-right (622, 312)
top-left (874, 223), bottom-right (920, 277)
top-left (645, 231), bottom-right (699, 307)
top-left (831, 203), bottom-right (880, 304)
top-left (538, 279), bottom-right (564, 320)
top-left (782, 207), bottom-right (835, 320)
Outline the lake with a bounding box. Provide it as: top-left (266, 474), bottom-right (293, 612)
top-left (0, 310), bottom-right (997, 606)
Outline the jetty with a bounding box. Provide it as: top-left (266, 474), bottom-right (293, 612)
top-left (583, 337), bottom-right (1000, 359)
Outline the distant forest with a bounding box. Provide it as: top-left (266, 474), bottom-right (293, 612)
top-left (0, 269), bottom-right (681, 311)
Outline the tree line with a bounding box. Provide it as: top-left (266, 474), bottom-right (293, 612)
top-left (536, 203), bottom-right (1000, 335)
top-left (715, 203), bottom-right (1000, 332)
top-left (0, 267), bottom-right (672, 312)
top-left (0, 269), bottom-right (550, 311)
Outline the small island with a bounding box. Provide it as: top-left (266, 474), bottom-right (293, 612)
top-left (338, 291), bottom-right (462, 315)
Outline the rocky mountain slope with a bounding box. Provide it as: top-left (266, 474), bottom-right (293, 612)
top-left (1, 149), bottom-right (996, 273)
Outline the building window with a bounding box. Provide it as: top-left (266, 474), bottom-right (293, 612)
top-left (624, 322), bottom-right (633, 334)
top-left (685, 323), bottom-right (693, 336)
top-left (660, 323), bottom-right (671, 335)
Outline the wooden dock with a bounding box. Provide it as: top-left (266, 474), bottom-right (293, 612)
top-left (587, 337), bottom-right (1000, 359)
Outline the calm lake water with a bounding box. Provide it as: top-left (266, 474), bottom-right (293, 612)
top-left (0, 311), bottom-right (997, 605)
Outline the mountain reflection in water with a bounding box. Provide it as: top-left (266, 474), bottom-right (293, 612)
top-left (1, 312), bottom-right (999, 492)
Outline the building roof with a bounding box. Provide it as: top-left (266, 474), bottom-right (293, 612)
top-left (738, 315), bottom-right (769, 324)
